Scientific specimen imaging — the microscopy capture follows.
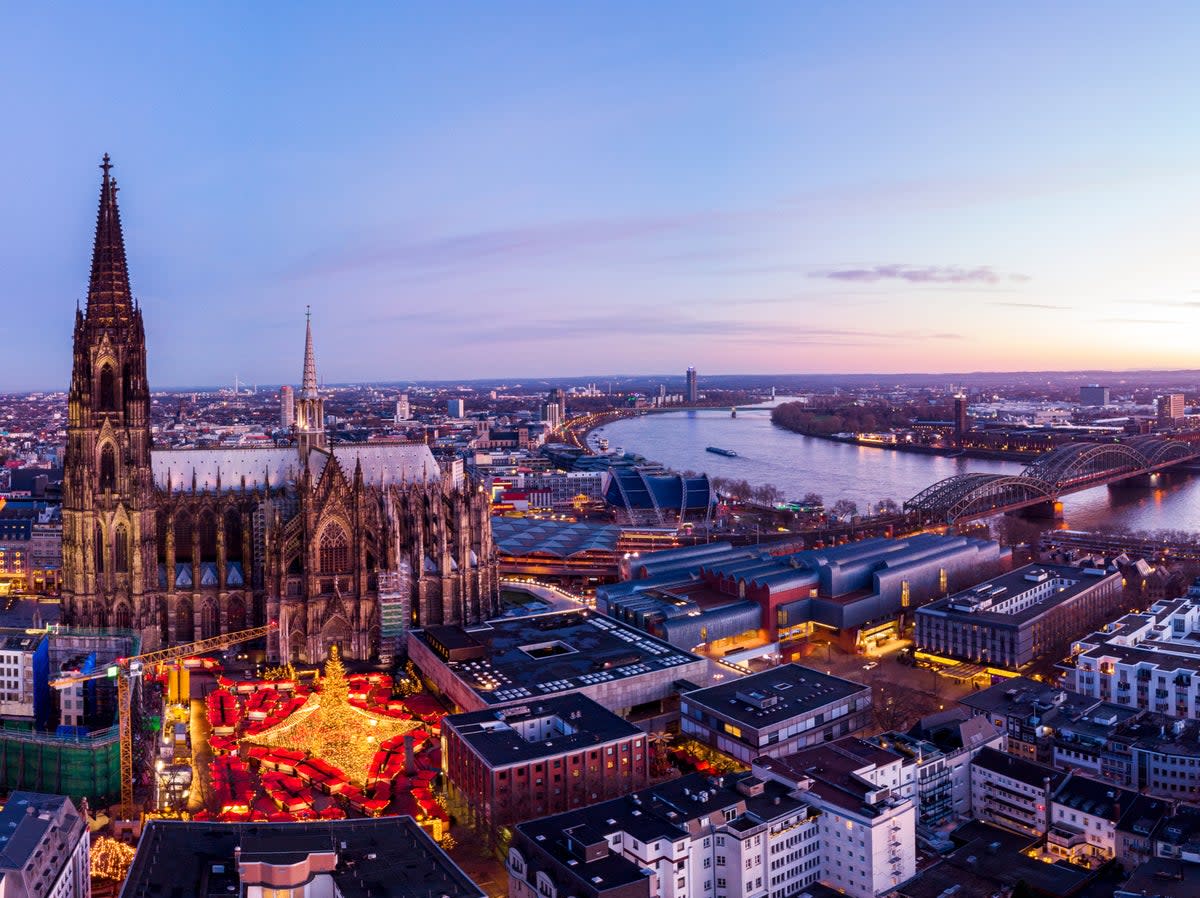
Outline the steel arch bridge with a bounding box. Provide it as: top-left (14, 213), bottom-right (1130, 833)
top-left (905, 437), bottom-right (1198, 523)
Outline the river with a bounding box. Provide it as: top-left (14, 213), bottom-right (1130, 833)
top-left (588, 404), bottom-right (1200, 535)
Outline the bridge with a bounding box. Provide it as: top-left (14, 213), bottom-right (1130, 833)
top-left (905, 436), bottom-right (1200, 524)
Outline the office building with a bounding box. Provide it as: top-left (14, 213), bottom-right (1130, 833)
top-left (408, 610), bottom-right (708, 719)
top-left (442, 694), bottom-right (649, 830)
top-left (952, 394), bottom-right (969, 446)
top-left (508, 772), bottom-right (823, 898)
top-left (686, 366), bottom-right (698, 403)
top-left (394, 393), bottom-right (410, 422)
top-left (756, 738), bottom-right (918, 897)
top-left (447, 398), bottom-right (466, 418)
top-left (680, 664), bottom-right (872, 763)
top-left (540, 401), bottom-right (562, 430)
top-left (548, 387), bottom-right (566, 421)
top-left (120, 817), bottom-right (483, 898)
top-left (1157, 393), bottom-right (1185, 426)
top-left (916, 563), bottom-right (1123, 669)
top-left (0, 633), bottom-right (49, 724)
top-left (279, 384), bottom-right (294, 429)
top-left (1079, 385), bottom-right (1110, 406)
top-left (0, 792), bottom-right (90, 898)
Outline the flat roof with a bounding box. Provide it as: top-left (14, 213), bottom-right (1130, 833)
top-left (443, 693), bottom-right (643, 767)
top-left (415, 610), bottom-right (703, 706)
top-left (681, 663), bottom-right (868, 730)
top-left (119, 818), bottom-right (484, 898)
top-left (919, 563), bottom-right (1117, 627)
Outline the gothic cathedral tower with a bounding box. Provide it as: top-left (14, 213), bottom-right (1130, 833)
top-left (62, 155), bottom-right (157, 638)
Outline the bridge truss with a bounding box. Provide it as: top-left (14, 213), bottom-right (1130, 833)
top-left (905, 438), bottom-right (1197, 523)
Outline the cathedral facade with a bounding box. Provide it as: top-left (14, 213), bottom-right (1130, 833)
top-left (61, 157), bottom-right (499, 662)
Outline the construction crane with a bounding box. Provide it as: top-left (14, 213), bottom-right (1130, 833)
top-left (50, 621), bottom-right (277, 817)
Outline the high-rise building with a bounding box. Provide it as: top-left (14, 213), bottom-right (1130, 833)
top-left (540, 402), bottom-right (561, 430)
top-left (279, 384), bottom-right (294, 429)
top-left (953, 394), bottom-right (970, 446)
top-left (1158, 393), bottom-right (1186, 426)
top-left (685, 366), bottom-right (698, 403)
top-left (394, 393), bottom-right (410, 422)
top-left (548, 387), bottom-right (566, 421)
top-left (1079, 384), bottom-right (1109, 406)
top-left (447, 398), bottom-right (466, 418)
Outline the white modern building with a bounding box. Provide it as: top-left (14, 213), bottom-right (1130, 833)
top-left (1070, 596), bottom-right (1200, 717)
top-left (755, 738), bottom-right (918, 897)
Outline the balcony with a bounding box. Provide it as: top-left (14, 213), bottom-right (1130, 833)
top-left (1048, 824), bottom-right (1087, 850)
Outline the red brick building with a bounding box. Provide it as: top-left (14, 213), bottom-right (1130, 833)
top-left (442, 694), bottom-right (649, 831)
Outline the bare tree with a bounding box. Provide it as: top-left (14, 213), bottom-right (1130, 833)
top-left (830, 499), bottom-right (858, 521)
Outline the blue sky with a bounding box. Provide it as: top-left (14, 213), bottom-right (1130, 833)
top-left (4, 3), bottom-right (1200, 389)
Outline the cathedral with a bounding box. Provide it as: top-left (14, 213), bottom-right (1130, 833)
top-left (61, 156), bottom-right (499, 662)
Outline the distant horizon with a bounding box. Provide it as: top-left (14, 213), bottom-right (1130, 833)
top-left (5, 6), bottom-right (1200, 389)
top-left (8, 366), bottom-right (1200, 397)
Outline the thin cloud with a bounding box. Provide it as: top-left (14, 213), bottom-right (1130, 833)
top-left (814, 264), bottom-right (1029, 285)
top-left (1097, 317), bottom-right (1183, 325)
top-left (990, 301), bottom-right (1069, 310)
top-left (1129, 300), bottom-right (1200, 309)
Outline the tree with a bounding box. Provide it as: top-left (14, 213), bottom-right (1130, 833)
top-left (802, 492), bottom-right (824, 508)
top-left (830, 499), bottom-right (858, 521)
top-left (875, 498), bottom-right (900, 515)
top-left (753, 483), bottom-right (783, 505)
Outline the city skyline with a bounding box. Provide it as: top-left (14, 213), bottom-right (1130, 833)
top-left (4, 4), bottom-right (1200, 390)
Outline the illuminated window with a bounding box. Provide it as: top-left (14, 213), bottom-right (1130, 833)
top-left (901, 581), bottom-right (911, 608)
top-left (939, 568), bottom-right (948, 592)
top-left (723, 722), bottom-right (742, 738)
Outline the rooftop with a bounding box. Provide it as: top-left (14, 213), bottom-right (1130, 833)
top-left (119, 818), bottom-right (483, 898)
top-left (920, 562), bottom-right (1117, 626)
top-left (416, 610), bottom-right (703, 706)
top-left (681, 662), bottom-right (868, 730)
top-left (972, 745), bottom-right (1065, 790)
top-left (0, 793), bottom-right (80, 871)
top-left (442, 693), bottom-right (643, 767)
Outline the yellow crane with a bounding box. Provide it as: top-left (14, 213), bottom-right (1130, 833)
top-left (51, 621), bottom-right (277, 817)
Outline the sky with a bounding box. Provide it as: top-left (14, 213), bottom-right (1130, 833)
top-left (4, 2), bottom-right (1200, 390)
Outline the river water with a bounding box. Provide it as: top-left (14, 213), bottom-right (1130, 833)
top-left (589, 404), bottom-right (1200, 534)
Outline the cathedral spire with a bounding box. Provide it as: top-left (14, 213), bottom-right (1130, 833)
top-left (86, 153), bottom-right (134, 326)
top-left (301, 305), bottom-right (319, 399)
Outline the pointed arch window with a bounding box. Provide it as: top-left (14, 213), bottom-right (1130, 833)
top-left (114, 524), bottom-right (129, 573)
top-left (199, 512), bottom-right (218, 562)
top-left (319, 525), bottom-right (351, 574)
top-left (99, 445), bottom-right (116, 491)
top-left (94, 522), bottom-right (105, 574)
top-left (224, 510), bottom-right (243, 562)
top-left (114, 604), bottom-right (132, 631)
top-left (99, 365), bottom-right (116, 411)
top-left (174, 512), bottom-right (193, 564)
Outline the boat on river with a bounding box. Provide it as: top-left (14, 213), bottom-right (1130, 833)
top-left (706, 446), bottom-right (738, 457)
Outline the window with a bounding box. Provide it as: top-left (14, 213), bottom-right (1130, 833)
top-left (99, 365), bottom-right (116, 411)
top-left (99, 444), bottom-right (116, 491)
top-left (94, 523), bottom-right (105, 574)
top-left (320, 525), bottom-right (351, 574)
top-left (114, 524), bottom-right (129, 573)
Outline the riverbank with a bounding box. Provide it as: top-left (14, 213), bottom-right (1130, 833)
top-left (809, 431), bottom-right (1038, 463)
